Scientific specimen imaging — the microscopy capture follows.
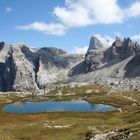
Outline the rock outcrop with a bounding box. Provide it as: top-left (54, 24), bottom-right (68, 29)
top-left (0, 42), bottom-right (5, 51)
top-left (84, 36), bottom-right (107, 72)
top-left (84, 36), bottom-right (140, 73)
top-left (69, 36), bottom-right (140, 91)
top-left (89, 36), bottom-right (104, 50)
top-left (0, 44), bottom-right (84, 92)
top-left (110, 36), bottom-right (123, 59)
top-left (111, 37), bottom-right (140, 60)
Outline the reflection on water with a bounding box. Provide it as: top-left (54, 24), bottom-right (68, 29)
top-left (3, 100), bottom-right (116, 113)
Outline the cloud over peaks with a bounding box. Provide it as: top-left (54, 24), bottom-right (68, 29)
top-left (17, 0), bottom-right (140, 35)
top-left (71, 46), bottom-right (88, 54)
top-left (54, 0), bottom-right (123, 26)
top-left (17, 22), bottom-right (67, 36)
top-left (131, 33), bottom-right (140, 41)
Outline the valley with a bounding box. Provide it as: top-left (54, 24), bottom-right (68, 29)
top-left (0, 85), bottom-right (139, 140)
top-left (1, 0), bottom-right (140, 139)
top-left (0, 36), bottom-right (140, 139)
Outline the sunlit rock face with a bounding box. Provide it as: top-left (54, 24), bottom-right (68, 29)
top-left (88, 36), bottom-right (104, 50)
top-left (0, 43), bottom-right (84, 92)
top-left (69, 36), bottom-right (140, 92)
top-left (110, 37), bottom-right (140, 60)
top-left (85, 36), bottom-right (105, 72)
top-left (85, 36), bottom-right (140, 73)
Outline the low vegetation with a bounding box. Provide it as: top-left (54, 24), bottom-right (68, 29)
top-left (0, 85), bottom-right (139, 140)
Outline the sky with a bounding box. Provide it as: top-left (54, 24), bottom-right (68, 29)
top-left (0, 0), bottom-right (140, 53)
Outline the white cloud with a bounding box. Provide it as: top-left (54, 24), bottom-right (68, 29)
top-left (53, 0), bottom-right (123, 27)
top-left (16, 22), bottom-right (67, 36)
top-left (131, 33), bottom-right (140, 41)
top-left (53, 6), bottom-right (93, 27)
top-left (114, 32), bottom-right (122, 38)
top-left (5, 7), bottom-right (14, 13)
top-left (71, 46), bottom-right (88, 54)
top-left (17, 0), bottom-right (140, 35)
top-left (125, 1), bottom-right (140, 18)
top-left (94, 34), bottom-right (114, 47)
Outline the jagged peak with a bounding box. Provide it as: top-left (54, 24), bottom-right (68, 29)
top-left (0, 41), bottom-right (5, 46)
top-left (88, 36), bottom-right (104, 50)
top-left (0, 42), bottom-right (5, 51)
top-left (112, 36), bottom-right (123, 47)
top-left (115, 36), bottom-right (122, 41)
top-left (91, 36), bottom-right (99, 40)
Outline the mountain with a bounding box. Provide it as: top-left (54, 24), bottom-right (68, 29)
top-left (85, 37), bottom-right (106, 72)
top-left (0, 43), bottom-right (84, 92)
top-left (88, 36), bottom-right (104, 50)
top-left (69, 36), bottom-right (140, 91)
top-left (0, 36), bottom-right (140, 92)
top-left (84, 36), bottom-right (140, 73)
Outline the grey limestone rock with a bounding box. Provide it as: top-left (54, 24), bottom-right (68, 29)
top-left (0, 43), bottom-right (84, 92)
top-left (85, 36), bottom-right (105, 72)
top-left (0, 35), bottom-right (140, 92)
top-left (88, 36), bottom-right (104, 50)
top-left (69, 36), bottom-right (140, 91)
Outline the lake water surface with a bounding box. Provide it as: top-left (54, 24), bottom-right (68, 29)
top-left (3, 100), bottom-right (116, 113)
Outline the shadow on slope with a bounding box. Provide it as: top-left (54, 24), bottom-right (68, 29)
top-left (124, 53), bottom-right (140, 78)
top-left (69, 61), bottom-right (86, 76)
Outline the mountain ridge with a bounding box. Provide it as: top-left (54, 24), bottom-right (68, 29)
top-left (0, 36), bottom-right (140, 92)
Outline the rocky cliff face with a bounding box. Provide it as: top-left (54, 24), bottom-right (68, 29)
top-left (84, 36), bottom-right (140, 73)
top-left (85, 37), bottom-right (105, 72)
top-left (0, 36), bottom-right (140, 92)
top-left (0, 43), bottom-right (84, 92)
top-left (0, 42), bottom-right (5, 51)
top-left (110, 37), bottom-right (140, 60)
top-left (88, 36), bottom-right (104, 50)
top-left (0, 45), bottom-right (39, 91)
top-left (69, 36), bottom-right (140, 91)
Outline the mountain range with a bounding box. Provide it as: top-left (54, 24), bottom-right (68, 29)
top-left (0, 36), bottom-right (140, 92)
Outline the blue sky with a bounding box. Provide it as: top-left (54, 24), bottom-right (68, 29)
top-left (0, 0), bottom-right (140, 53)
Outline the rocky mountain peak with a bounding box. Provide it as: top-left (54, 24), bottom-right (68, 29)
top-left (121, 37), bottom-right (138, 59)
top-left (88, 36), bottom-right (104, 50)
top-left (1, 36), bottom-right (140, 92)
top-left (110, 37), bottom-right (140, 60)
top-left (123, 37), bottom-right (134, 48)
top-left (112, 36), bottom-right (123, 48)
top-left (85, 36), bottom-right (105, 72)
top-left (84, 36), bottom-right (140, 73)
top-left (0, 42), bottom-right (5, 51)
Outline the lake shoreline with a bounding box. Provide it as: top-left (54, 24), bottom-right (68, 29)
top-left (0, 85), bottom-right (139, 139)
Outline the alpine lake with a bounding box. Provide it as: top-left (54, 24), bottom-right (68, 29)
top-left (0, 85), bottom-right (139, 140)
top-left (3, 99), bottom-right (116, 113)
